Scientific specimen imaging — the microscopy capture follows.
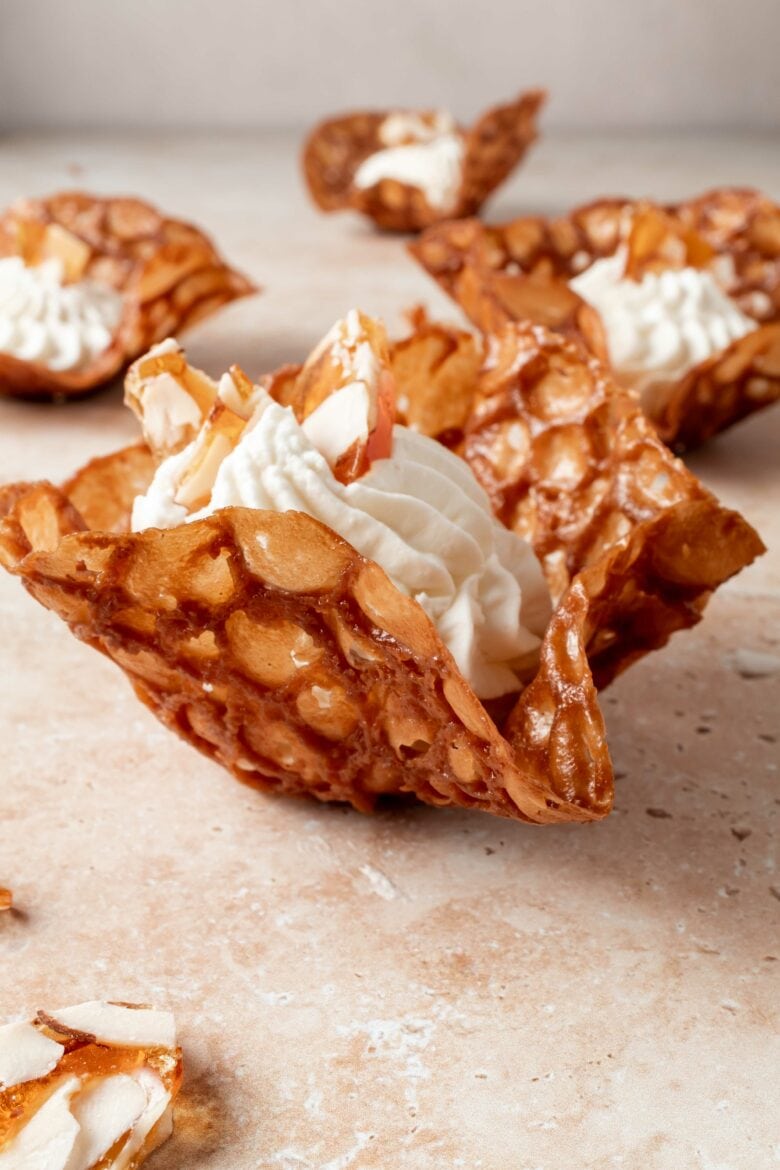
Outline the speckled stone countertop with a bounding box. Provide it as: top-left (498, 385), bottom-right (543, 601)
top-left (1, 132), bottom-right (778, 1170)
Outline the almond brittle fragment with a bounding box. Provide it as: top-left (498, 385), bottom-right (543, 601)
top-left (390, 307), bottom-right (483, 444)
top-left (124, 339), bottom-right (220, 458)
top-left (0, 191), bottom-right (256, 401)
top-left (0, 1001), bottom-right (182, 1169)
top-left (0, 889), bottom-right (11, 912)
top-left (410, 187), bottom-right (780, 448)
top-left (128, 310), bottom-right (395, 493)
top-left (303, 89), bottom-right (545, 232)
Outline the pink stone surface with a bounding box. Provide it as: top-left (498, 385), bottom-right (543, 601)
top-left (0, 133), bottom-right (778, 1169)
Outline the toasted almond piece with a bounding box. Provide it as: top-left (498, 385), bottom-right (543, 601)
top-left (221, 365), bottom-right (262, 418)
top-left (124, 339), bottom-right (218, 459)
top-left (40, 222), bottom-right (92, 281)
top-left (173, 403), bottom-right (247, 512)
top-left (285, 309), bottom-right (395, 481)
top-left (110, 1067), bottom-right (173, 1170)
top-left (0, 1023), bottom-right (64, 1090)
top-left (66, 1074), bottom-right (147, 1170)
top-left (0, 1076), bottom-right (81, 1170)
top-left (622, 202), bottom-right (716, 276)
top-left (40, 1003), bottom-right (176, 1049)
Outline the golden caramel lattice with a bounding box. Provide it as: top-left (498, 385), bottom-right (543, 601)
top-left (457, 323), bottom-right (764, 685)
top-left (124, 313), bottom-right (396, 496)
top-left (390, 307), bottom-right (483, 444)
top-left (386, 314), bottom-right (764, 682)
top-left (0, 489), bottom-right (609, 823)
top-left (0, 192), bottom-right (256, 400)
top-left (64, 444), bottom-right (157, 534)
top-left (0, 320), bottom-right (763, 823)
top-left (0, 888), bottom-right (11, 912)
top-left (270, 310), bottom-right (396, 481)
top-left (410, 188), bottom-right (780, 448)
top-left (302, 90), bottom-right (545, 232)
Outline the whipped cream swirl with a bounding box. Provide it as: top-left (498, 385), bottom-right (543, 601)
top-left (133, 387), bottom-right (551, 700)
top-left (570, 252), bottom-right (757, 414)
top-left (353, 110), bottom-right (465, 212)
top-left (0, 257), bottom-right (123, 373)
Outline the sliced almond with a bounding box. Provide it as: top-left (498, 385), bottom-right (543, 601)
top-left (173, 401), bottom-right (248, 511)
top-left (40, 223), bottom-right (92, 282)
top-left (66, 1074), bottom-right (147, 1170)
top-left (0, 1077), bottom-right (80, 1170)
top-left (143, 1101), bottom-right (174, 1156)
top-left (624, 202), bottom-right (715, 278)
top-left (40, 1003), bottom-right (176, 1050)
top-left (125, 340), bottom-right (219, 459)
top-left (110, 1069), bottom-right (172, 1170)
top-left (294, 310), bottom-right (395, 480)
top-left (0, 1004), bottom-right (179, 1169)
top-left (220, 366), bottom-right (261, 419)
top-left (301, 379), bottom-right (373, 463)
top-left (0, 1022), bottom-right (64, 1090)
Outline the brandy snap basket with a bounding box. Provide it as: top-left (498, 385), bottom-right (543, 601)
top-left (0, 321), bottom-right (763, 825)
top-left (0, 191), bottom-right (256, 400)
top-left (410, 188), bottom-right (780, 449)
top-left (303, 90), bottom-right (545, 233)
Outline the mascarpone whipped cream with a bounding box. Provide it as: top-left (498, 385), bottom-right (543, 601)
top-left (570, 252), bottom-right (757, 414)
top-left (353, 110), bottom-right (465, 212)
top-left (133, 384), bottom-right (551, 700)
top-left (0, 256), bottom-right (123, 373)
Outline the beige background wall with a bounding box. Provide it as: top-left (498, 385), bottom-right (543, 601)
top-left (1, 0), bottom-right (779, 131)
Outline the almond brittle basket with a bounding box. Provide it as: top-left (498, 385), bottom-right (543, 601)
top-left (303, 90), bottom-right (545, 233)
top-left (0, 192), bottom-right (256, 400)
top-left (410, 188), bottom-right (780, 448)
top-left (0, 320), bottom-right (763, 825)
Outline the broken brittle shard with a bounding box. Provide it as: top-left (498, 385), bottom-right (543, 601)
top-left (0, 889), bottom-right (11, 912)
top-left (0, 316), bottom-right (764, 824)
top-left (0, 1001), bottom-right (182, 1169)
top-left (0, 191), bottom-right (256, 400)
top-left (410, 187), bottom-right (780, 449)
top-left (302, 90), bottom-right (545, 232)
